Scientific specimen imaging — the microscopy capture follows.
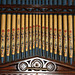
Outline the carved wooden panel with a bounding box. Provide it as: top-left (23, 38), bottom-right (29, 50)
top-left (0, 56), bottom-right (75, 74)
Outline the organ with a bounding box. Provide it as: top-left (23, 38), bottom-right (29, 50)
top-left (0, 0), bottom-right (75, 74)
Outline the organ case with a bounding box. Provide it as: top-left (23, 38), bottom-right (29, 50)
top-left (0, 0), bottom-right (75, 74)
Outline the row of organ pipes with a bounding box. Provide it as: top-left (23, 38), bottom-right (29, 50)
top-left (0, 0), bottom-right (75, 65)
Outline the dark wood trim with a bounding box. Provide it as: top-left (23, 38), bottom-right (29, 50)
top-left (0, 5), bottom-right (75, 14)
top-left (0, 71), bottom-right (75, 74)
top-left (0, 11), bottom-right (75, 14)
top-left (0, 5), bottom-right (75, 9)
